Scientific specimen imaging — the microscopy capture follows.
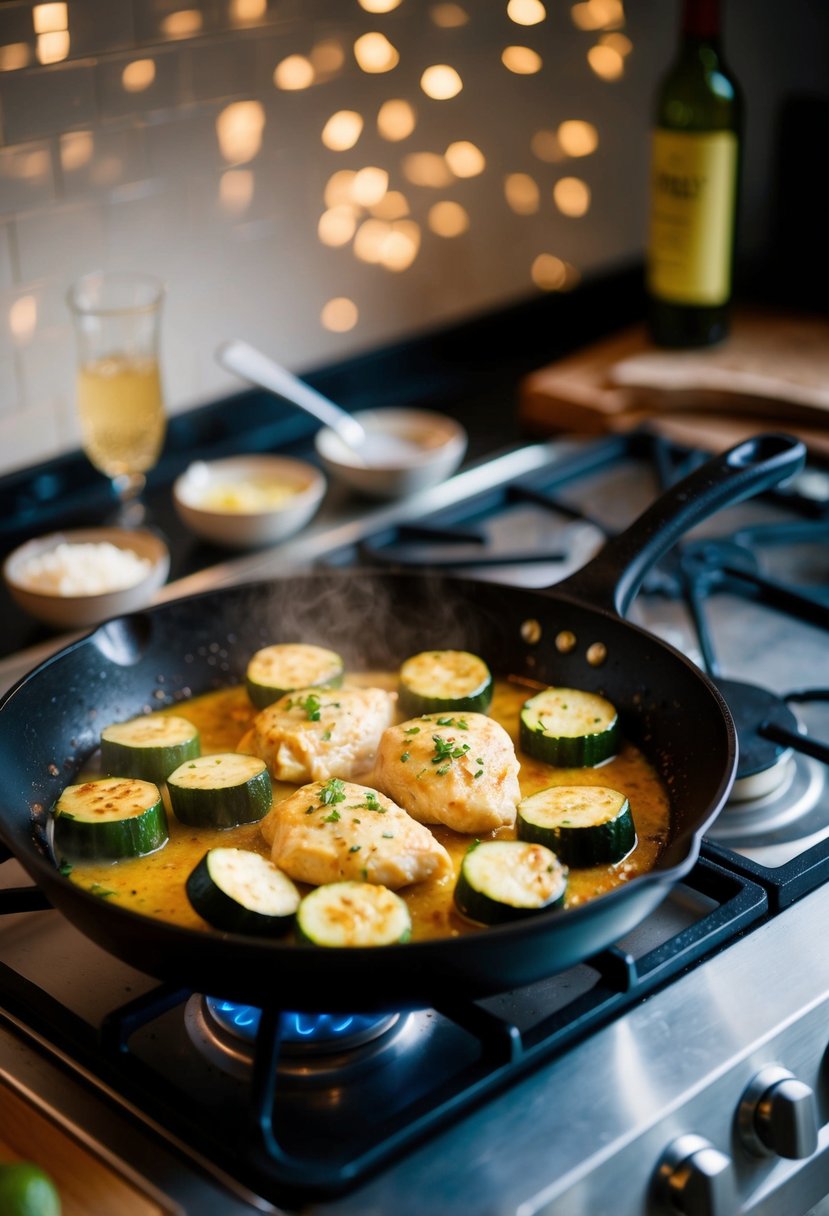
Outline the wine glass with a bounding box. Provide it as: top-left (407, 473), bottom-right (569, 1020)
top-left (67, 271), bottom-right (166, 525)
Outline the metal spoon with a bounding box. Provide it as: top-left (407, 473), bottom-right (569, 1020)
top-left (216, 340), bottom-right (421, 467)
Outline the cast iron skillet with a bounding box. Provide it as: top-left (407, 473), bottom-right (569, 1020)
top-left (0, 434), bottom-right (804, 1012)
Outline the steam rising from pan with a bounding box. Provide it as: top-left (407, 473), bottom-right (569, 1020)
top-left (212, 569), bottom-right (502, 679)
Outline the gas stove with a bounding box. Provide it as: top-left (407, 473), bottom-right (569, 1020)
top-left (0, 429), bottom-right (828, 1216)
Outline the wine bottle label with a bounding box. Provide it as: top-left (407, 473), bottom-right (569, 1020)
top-left (647, 129), bottom-right (738, 306)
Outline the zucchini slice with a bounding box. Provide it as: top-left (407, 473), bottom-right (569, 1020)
top-left (454, 839), bottom-right (567, 925)
top-left (517, 785), bottom-right (635, 867)
top-left (246, 643), bottom-right (344, 710)
top-left (398, 650), bottom-right (493, 717)
top-left (519, 687), bottom-right (619, 767)
top-left (54, 776), bottom-right (168, 861)
top-left (186, 848), bottom-right (300, 935)
top-left (167, 753), bottom-right (272, 828)
top-left (296, 881), bottom-right (412, 947)
top-left (100, 713), bottom-right (200, 784)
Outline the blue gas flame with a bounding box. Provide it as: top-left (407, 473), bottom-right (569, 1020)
top-left (206, 998), bottom-right (384, 1044)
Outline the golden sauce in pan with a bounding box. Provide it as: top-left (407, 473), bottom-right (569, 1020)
top-left (67, 674), bottom-right (672, 941)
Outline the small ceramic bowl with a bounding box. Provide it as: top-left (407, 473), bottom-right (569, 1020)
top-left (172, 454), bottom-right (326, 549)
top-left (314, 408), bottom-right (467, 500)
top-left (3, 527), bottom-right (170, 630)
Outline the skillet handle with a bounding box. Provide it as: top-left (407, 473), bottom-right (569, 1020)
top-left (554, 433), bottom-right (806, 617)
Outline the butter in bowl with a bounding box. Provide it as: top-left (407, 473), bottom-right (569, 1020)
top-left (3, 527), bottom-right (170, 630)
top-left (172, 454), bottom-right (326, 549)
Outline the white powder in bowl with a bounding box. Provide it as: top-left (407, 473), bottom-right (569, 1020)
top-left (17, 541), bottom-right (153, 596)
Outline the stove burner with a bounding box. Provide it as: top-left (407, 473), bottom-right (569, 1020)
top-left (715, 678), bottom-right (798, 801)
top-left (206, 998), bottom-right (397, 1052)
top-left (707, 680), bottom-right (829, 861)
top-left (185, 995), bottom-right (409, 1082)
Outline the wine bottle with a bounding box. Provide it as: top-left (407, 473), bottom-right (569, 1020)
top-left (646, 0), bottom-right (742, 347)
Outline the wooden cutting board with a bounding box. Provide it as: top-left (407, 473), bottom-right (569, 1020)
top-left (519, 310), bottom-right (829, 455)
top-left (0, 1080), bottom-right (168, 1215)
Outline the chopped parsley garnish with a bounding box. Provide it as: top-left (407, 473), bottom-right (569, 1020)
top-left (323, 808), bottom-right (341, 823)
top-left (400, 751), bottom-right (410, 763)
top-left (58, 861), bottom-right (73, 877)
top-left (349, 844), bottom-right (361, 853)
top-left (404, 725), bottom-right (421, 735)
top-left (322, 729), bottom-right (332, 741)
top-left (431, 735), bottom-right (470, 765)
top-left (382, 832), bottom-right (394, 839)
top-left (89, 883), bottom-right (116, 898)
top-left (300, 693), bottom-right (321, 721)
top-left (473, 769), bottom-right (484, 779)
top-left (362, 791), bottom-right (382, 811)
top-left (319, 778), bottom-right (346, 806)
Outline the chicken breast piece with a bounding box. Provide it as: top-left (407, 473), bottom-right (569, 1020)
top-left (237, 686), bottom-right (396, 783)
top-left (265, 779), bottom-right (452, 889)
top-left (373, 712), bottom-right (520, 833)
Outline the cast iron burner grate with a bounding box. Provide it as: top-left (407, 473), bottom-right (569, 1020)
top-left (0, 855), bottom-right (766, 1203)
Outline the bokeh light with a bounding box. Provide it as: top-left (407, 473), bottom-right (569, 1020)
top-left (403, 152), bottom-right (454, 187)
top-left (354, 32), bottom-right (400, 73)
top-left (557, 120), bottom-right (598, 156)
top-left (553, 176), bottom-right (591, 216)
top-left (377, 99), bottom-right (416, 140)
top-left (428, 201), bottom-right (470, 236)
top-left (420, 64), bottom-right (463, 99)
top-left (587, 43), bottom-right (624, 79)
top-left (318, 206), bottom-right (359, 246)
top-left (122, 59), bottom-right (156, 93)
top-left (507, 0), bottom-right (546, 25)
top-left (445, 140), bottom-right (485, 177)
top-left (274, 54), bottom-right (315, 90)
top-left (501, 46), bottom-right (542, 74)
top-left (322, 110), bottom-right (364, 151)
top-left (321, 297), bottom-right (359, 332)
top-left (216, 101), bottom-right (266, 164)
top-left (505, 173), bottom-right (540, 214)
top-left (430, 3), bottom-right (469, 27)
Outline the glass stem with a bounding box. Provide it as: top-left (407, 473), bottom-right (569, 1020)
top-left (113, 472), bottom-right (147, 502)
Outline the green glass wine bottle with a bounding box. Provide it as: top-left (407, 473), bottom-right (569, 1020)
top-left (646, 0), bottom-right (743, 347)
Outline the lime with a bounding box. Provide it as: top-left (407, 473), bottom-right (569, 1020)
top-left (0, 1163), bottom-right (61, 1216)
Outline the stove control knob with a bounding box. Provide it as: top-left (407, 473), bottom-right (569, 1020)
top-left (654, 1134), bottom-right (736, 1216)
top-left (738, 1065), bottom-right (818, 1159)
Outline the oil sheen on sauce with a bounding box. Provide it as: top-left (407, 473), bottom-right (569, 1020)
top-left (67, 674), bottom-right (672, 942)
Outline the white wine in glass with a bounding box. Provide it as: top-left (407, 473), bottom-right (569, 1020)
top-left (68, 272), bottom-right (166, 521)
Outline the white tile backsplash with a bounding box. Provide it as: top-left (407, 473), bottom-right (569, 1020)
top-left (15, 202), bottom-right (106, 284)
top-left (0, 0), bottom-right (821, 478)
top-left (0, 399), bottom-right (62, 466)
top-left (68, 0), bottom-right (135, 58)
top-left (0, 61), bottom-right (97, 145)
top-left (0, 353), bottom-right (19, 418)
top-left (185, 36), bottom-right (258, 104)
top-left (17, 328), bottom-right (75, 418)
top-left (97, 48), bottom-right (183, 120)
top-left (0, 142), bottom-right (55, 216)
top-left (58, 124), bottom-right (148, 200)
top-left (0, 224), bottom-right (15, 291)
